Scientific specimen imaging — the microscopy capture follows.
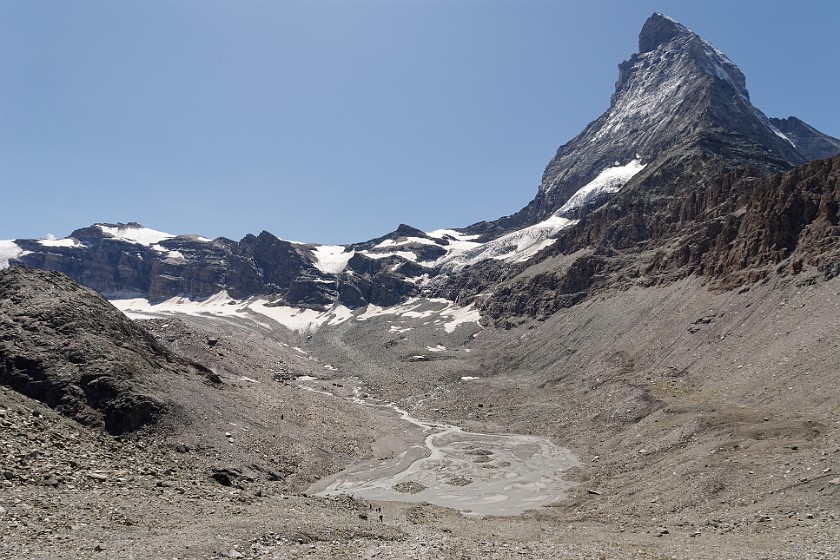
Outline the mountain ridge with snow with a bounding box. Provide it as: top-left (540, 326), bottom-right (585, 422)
top-left (3, 13), bottom-right (839, 328)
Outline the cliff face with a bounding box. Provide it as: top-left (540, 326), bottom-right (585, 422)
top-left (11, 224), bottom-right (420, 308)
top-left (18, 226), bottom-right (332, 304)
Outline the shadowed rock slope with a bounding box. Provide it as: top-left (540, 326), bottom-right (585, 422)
top-left (0, 266), bottom-right (218, 434)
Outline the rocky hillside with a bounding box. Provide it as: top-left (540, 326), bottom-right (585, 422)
top-left (0, 266), bottom-right (218, 434)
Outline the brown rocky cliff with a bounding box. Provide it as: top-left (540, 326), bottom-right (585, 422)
top-left (480, 152), bottom-right (840, 325)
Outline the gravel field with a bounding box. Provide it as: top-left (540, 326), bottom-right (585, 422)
top-left (3, 275), bottom-right (840, 558)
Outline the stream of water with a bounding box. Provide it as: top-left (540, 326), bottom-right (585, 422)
top-left (303, 382), bottom-right (580, 517)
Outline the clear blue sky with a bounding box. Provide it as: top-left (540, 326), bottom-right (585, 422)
top-left (2, 1), bottom-right (838, 244)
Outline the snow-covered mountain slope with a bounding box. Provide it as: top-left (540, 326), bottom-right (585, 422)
top-left (355, 159), bottom-right (646, 270)
top-left (96, 223), bottom-right (175, 246)
top-left (557, 159), bottom-right (646, 216)
top-left (110, 291), bottom-right (482, 337)
top-left (309, 245), bottom-right (356, 274)
top-left (348, 218), bottom-right (573, 271)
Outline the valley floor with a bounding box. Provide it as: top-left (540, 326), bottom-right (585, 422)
top-left (3, 276), bottom-right (840, 559)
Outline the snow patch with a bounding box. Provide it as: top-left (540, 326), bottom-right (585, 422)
top-left (558, 159), bottom-right (646, 215)
top-left (425, 230), bottom-right (483, 265)
top-left (152, 244), bottom-right (185, 260)
top-left (355, 298), bottom-right (482, 334)
top-left (355, 298), bottom-right (432, 320)
top-left (312, 245), bottom-right (355, 274)
top-left (110, 291), bottom-right (354, 334)
top-left (439, 216), bottom-right (576, 269)
top-left (358, 250), bottom-right (418, 262)
top-left (440, 303), bottom-right (482, 333)
top-left (771, 127), bottom-right (797, 148)
top-left (38, 235), bottom-right (83, 248)
top-left (427, 229), bottom-right (480, 242)
top-left (356, 304), bottom-right (385, 321)
top-left (0, 240), bottom-right (28, 269)
top-left (246, 300), bottom-right (352, 334)
top-left (374, 236), bottom-right (439, 249)
top-left (97, 224), bottom-right (174, 246)
top-left (111, 291), bottom-right (241, 321)
top-left (327, 305), bottom-right (354, 326)
top-left (356, 298), bottom-right (481, 332)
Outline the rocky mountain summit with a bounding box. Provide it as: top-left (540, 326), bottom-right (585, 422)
top-left (485, 13), bottom-right (840, 233)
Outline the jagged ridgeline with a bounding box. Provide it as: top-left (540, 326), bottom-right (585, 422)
top-left (1, 13), bottom-right (838, 323)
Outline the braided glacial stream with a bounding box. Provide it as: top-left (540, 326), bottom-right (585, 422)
top-left (304, 383), bottom-right (581, 517)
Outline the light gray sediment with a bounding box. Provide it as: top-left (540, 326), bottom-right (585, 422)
top-left (308, 382), bottom-right (581, 517)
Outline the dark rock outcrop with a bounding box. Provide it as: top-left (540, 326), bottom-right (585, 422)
top-left (340, 254), bottom-right (420, 308)
top-left (11, 223), bottom-right (423, 310)
top-left (0, 266), bottom-right (217, 434)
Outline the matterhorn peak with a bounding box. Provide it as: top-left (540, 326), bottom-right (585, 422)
top-left (627, 13), bottom-right (748, 100)
top-left (638, 12), bottom-right (692, 53)
top-left (500, 12), bottom-right (840, 229)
